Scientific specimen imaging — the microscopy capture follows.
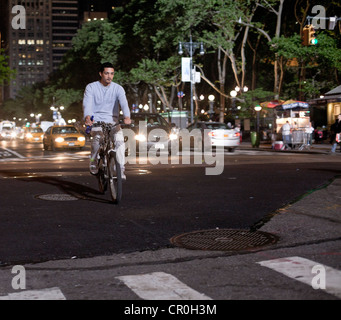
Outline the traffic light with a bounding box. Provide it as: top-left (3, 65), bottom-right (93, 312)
top-left (302, 25), bottom-right (318, 46)
top-left (308, 25), bottom-right (318, 45)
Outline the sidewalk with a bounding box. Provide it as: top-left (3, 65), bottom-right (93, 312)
top-left (239, 140), bottom-right (340, 154)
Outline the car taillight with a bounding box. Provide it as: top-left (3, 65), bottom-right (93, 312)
top-left (208, 132), bottom-right (215, 137)
top-left (234, 132), bottom-right (240, 137)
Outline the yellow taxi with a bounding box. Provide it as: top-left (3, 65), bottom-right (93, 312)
top-left (43, 125), bottom-right (86, 151)
top-left (24, 127), bottom-right (44, 143)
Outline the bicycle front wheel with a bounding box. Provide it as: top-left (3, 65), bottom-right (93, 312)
top-left (108, 152), bottom-right (122, 204)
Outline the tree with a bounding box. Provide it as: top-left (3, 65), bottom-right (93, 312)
top-left (0, 49), bottom-right (16, 85)
top-left (271, 32), bottom-right (341, 99)
top-left (130, 56), bottom-right (180, 111)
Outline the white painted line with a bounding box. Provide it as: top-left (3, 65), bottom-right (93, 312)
top-left (116, 272), bottom-right (212, 300)
top-left (1, 147), bottom-right (25, 158)
top-left (0, 287), bottom-right (66, 300)
top-left (258, 256), bottom-right (341, 299)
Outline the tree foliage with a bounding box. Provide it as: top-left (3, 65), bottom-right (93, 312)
top-left (2, 0), bottom-right (341, 123)
top-left (0, 49), bottom-right (16, 85)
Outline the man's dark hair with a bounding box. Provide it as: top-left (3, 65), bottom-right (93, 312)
top-left (99, 62), bottom-right (114, 73)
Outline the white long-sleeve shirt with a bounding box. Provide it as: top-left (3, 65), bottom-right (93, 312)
top-left (83, 81), bottom-right (130, 124)
top-left (281, 123), bottom-right (291, 135)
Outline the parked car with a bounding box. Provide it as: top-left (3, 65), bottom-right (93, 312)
top-left (186, 121), bottom-right (240, 152)
top-left (123, 113), bottom-right (179, 155)
top-left (24, 127), bottom-right (44, 143)
top-left (43, 125), bottom-right (86, 151)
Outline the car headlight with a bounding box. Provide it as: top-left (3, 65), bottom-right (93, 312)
top-left (55, 137), bottom-right (64, 143)
top-left (135, 134), bottom-right (146, 142)
top-left (169, 133), bottom-right (178, 140)
top-left (78, 136), bottom-right (85, 142)
top-left (26, 133), bottom-right (33, 138)
top-left (11, 132), bottom-right (17, 138)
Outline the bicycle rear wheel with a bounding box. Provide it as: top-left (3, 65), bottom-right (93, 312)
top-left (108, 152), bottom-right (122, 204)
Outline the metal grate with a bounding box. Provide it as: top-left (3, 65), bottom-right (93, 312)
top-left (170, 229), bottom-right (278, 251)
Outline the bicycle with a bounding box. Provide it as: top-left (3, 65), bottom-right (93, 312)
top-left (92, 122), bottom-right (123, 204)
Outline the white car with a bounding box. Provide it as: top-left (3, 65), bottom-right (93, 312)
top-left (187, 121), bottom-right (240, 152)
top-left (0, 129), bottom-right (17, 140)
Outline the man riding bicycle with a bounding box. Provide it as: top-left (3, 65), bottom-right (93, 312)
top-left (83, 62), bottom-right (131, 179)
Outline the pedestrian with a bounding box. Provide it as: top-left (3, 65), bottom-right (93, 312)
top-left (281, 121), bottom-right (292, 150)
top-left (304, 122), bottom-right (314, 146)
top-left (330, 114), bottom-right (341, 153)
top-left (83, 62), bottom-right (131, 177)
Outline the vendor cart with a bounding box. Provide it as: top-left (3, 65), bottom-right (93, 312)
top-left (274, 100), bottom-right (311, 150)
top-left (291, 130), bottom-right (310, 150)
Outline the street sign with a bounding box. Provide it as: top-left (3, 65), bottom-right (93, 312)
top-left (181, 58), bottom-right (191, 82)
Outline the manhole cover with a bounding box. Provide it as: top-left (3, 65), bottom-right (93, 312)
top-left (35, 194), bottom-right (79, 201)
top-left (170, 229), bottom-right (278, 251)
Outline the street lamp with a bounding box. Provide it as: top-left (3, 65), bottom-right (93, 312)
top-left (179, 35), bottom-right (204, 123)
top-left (230, 86), bottom-right (248, 117)
top-left (208, 95), bottom-right (215, 120)
top-left (254, 105), bottom-right (262, 133)
top-left (230, 90), bottom-right (237, 114)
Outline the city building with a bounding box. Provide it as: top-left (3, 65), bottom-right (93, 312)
top-left (7, 0), bottom-right (53, 98)
top-left (51, 0), bottom-right (79, 71)
top-left (3, 0), bottom-right (117, 100)
top-left (4, 0), bottom-right (80, 99)
top-left (308, 85), bottom-right (341, 128)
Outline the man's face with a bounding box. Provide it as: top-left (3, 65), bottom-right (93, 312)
top-left (99, 67), bottom-right (114, 86)
top-left (338, 115), bottom-right (341, 121)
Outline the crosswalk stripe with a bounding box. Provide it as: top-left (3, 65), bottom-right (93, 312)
top-left (0, 287), bottom-right (66, 300)
top-left (116, 271), bottom-right (212, 300)
top-left (257, 256), bottom-right (341, 299)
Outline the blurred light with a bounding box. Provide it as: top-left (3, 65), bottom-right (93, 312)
top-left (135, 134), bottom-right (146, 142)
top-left (169, 133), bottom-right (178, 140)
top-left (230, 90), bottom-right (237, 98)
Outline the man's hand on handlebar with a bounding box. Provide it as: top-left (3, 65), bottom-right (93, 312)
top-left (124, 117), bottom-right (131, 125)
top-left (85, 115), bottom-right (94, 126)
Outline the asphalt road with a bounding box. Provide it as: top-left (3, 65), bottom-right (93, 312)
top-left (0, 141), bottom-right (340, 267)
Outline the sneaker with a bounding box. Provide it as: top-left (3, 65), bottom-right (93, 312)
top-left (89, 159), bottom-right (98, 175)
top-left (121, 172), bottom-right (126, 180)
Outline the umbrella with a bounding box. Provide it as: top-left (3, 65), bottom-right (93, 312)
top-left (275, 100), bottom-right (309, 110)
top-left (260, 100), bottom-right (284, 109)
